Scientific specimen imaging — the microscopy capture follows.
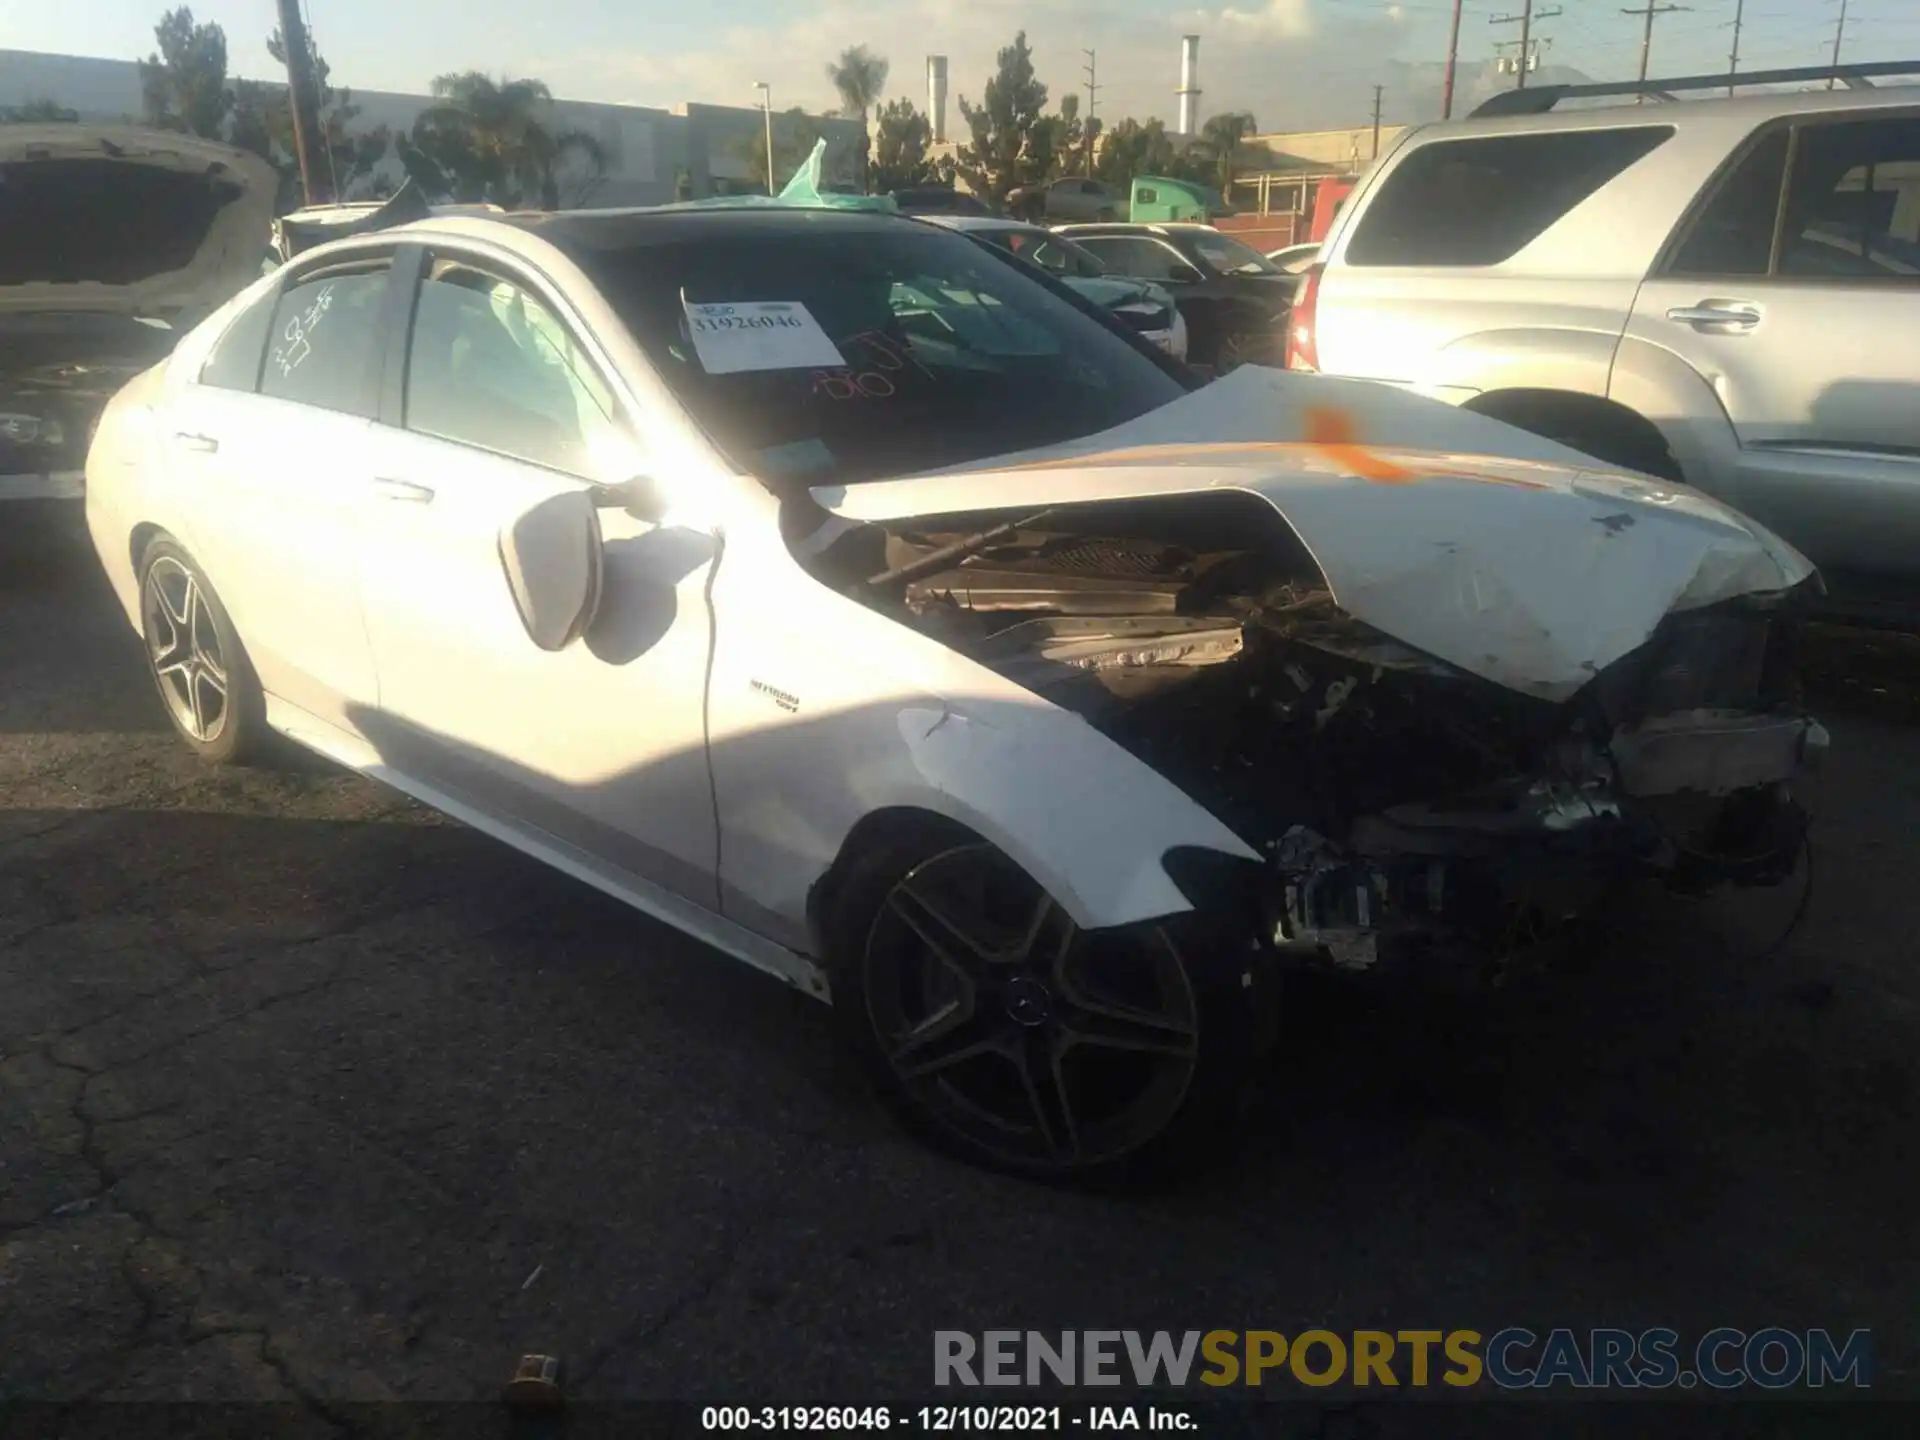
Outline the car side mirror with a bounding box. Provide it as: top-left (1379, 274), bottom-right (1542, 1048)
top-left (498, 489), bottom-right (605, 651)
top-left (1170, 262), bottom-right (1204, 284)
top-left (590, 473), bottom-right (667, 524)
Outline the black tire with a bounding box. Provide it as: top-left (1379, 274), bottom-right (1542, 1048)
top-left (137, 537), bottom-right (268, 764)
top-left (825, 820), bottom-right (1267, 1185)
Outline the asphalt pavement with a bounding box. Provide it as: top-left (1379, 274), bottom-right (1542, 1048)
top-left (2, 504), bottom-right (1917, 1432)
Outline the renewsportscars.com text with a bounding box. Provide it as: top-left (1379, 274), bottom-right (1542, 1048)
top-left (934, 1328), bottom-right (1873, 1391)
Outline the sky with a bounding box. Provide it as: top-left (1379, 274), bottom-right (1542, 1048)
top-left (8, 0), bottom-right (1920, 130)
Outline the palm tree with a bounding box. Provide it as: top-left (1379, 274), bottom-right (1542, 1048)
top-left (411, 71), bottom-right (605, 209)
top-left (825, 45), bottom-right (889, 189)
top-left (1199, 110), bottom-right (1258, 192)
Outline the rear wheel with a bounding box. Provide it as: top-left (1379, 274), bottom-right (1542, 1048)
top-left (828, 827), bottom-right (1264, 1184)
top-left (138, 538), bottom-right (267, 764)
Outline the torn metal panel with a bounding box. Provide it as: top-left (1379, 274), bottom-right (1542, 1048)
top-left (814, 366), bottom-right (1816, 702)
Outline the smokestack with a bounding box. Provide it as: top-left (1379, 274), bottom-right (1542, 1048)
top-left (927, 55), bottom-right (949, 143)
top-left (1176, 34), bottom-right (1202, 136)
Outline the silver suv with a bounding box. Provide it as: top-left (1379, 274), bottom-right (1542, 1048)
top-left (1293, 63), bottom-right (1920, 614)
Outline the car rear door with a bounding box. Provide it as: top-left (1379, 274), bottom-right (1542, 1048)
top-left (353, 243), bottom-right (721, 908)
top-left (1623, 109), bottom-right (1920, 580)
top-left (159, 249), bottom-right (393, 731)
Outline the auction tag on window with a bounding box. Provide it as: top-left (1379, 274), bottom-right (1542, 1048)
top-left (682, 300), bottom-right (846, 375)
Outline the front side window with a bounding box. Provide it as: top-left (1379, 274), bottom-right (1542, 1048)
top-left (259, 260), bottom-right (391, 417)
top-left (558, 220), bottom-right (1184, 486)
top-left (1778, 116), bottom-right (1920, 280)
top-left (403, 257), bottom-right (625, 478)
top-left (1346, 126), bottom-right (1673, 267)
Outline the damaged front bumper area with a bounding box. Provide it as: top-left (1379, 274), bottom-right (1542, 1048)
top-left (844, 500), bottom-right (1827, 975)
top-left (1196, 604), bottom-right (1827, 972)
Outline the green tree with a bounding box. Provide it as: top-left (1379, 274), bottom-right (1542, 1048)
top-left (229, 24), bottom-right (394, 211)
top-left (869, 98), bottom-right (933, 193)
top-left (402, 72), bottom-right (605, 209)
top-left (954, 31), bottom-right (1050, 204)
top-left (1, 99), bottom-right (80, 123)
top-left (1093, 117), bottom-right (1179, 189)
top-left (138, 7), bottom-right (234, 138)
top-left (825, 44), bottom-right (888, 188)
top-left (1199, 111), bottom-right (1259, 190)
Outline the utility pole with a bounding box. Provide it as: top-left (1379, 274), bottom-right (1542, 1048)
top-left (1441, 0), bottom-right (1464, 117)
top-left (1370, 85), bottom-right (1384, 159)
top-left (1728, 0), bottom-right (1744, 95)
top-left (1082, 48), bottom-right (1099, 176)
top-left (1621, 3), bottom-right (1690, 101)
top-left (273, 0), bottom-right (329, 205)
top-left (1491, 4), bottom-right (1561, 90)
top-left (754, 82), bottom-right (773, 193)
top-left (1828, 0), bottom-right (1850, 89)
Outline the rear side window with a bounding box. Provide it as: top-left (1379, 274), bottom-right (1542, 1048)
top-left (1345, 126), bottom-right (1673, 266)
top-left (197, 287), bottom-right (276, 392)
top-left (260, 261), bottom-right (391, 418)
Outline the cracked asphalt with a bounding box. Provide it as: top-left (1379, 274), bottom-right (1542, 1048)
top-left (2, 504), bottom-right (1917, 1431)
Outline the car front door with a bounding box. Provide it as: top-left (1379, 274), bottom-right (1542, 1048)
top-left (160, 251), bottom-right (393, 731)
top-left (1624, 111), bottom-right (1920, 581)
top-left (354, 245), bottom-right (721, 907)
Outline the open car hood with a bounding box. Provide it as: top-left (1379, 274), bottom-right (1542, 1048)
top-left (810, 368), bottom-right (1815, 702)
top-left (0, 125), bottom-right (277, 317)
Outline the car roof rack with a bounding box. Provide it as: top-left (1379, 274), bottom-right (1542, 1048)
top-left (1469, 60), bottom-right (1920, 118)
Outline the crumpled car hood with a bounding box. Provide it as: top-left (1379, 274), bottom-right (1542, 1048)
top-left (810, 367), bottom-right (1815, 702)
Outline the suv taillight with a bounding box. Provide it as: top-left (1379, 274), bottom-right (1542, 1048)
top-left (1285, 263), bottom-right (1322, 373)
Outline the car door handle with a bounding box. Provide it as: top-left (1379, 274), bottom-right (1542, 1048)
top-left (1667, 302), bottom-right (1761, 330)
top-left (370, 477), bottom-right (436, 504)
top-left (173, 431), bottom-right (219, 453)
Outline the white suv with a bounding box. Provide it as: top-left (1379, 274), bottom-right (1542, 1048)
top-left (1292, 63), bottom-right (1920, 614)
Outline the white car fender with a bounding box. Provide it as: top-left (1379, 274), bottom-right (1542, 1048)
top-left (705, 525), bottom-right (1260, 954)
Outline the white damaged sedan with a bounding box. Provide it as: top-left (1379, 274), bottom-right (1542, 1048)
top-left (85, 207), bottom-right (1827, 1180)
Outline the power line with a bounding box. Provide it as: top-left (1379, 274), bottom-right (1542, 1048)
top-left (1620, 3), bottom-right (1691, 99)
top-left (1729, 0), bottom-right (1745, 95)
top-left (1490, 3), bottom-right (1561, 89)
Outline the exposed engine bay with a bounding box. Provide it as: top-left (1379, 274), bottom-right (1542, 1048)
top-left (804, 490), bottom-right (1827, 970)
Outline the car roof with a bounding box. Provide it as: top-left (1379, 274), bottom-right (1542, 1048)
top-left (1409, 78), bottom-right (1920, 144)
top-left (394, 205), bottom-right (939, 252)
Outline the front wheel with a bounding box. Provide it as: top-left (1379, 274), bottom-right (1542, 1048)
top-left (828, 830), bottom-right (1264, 1183)
top-left (138, 537), bottom-right (268, 763)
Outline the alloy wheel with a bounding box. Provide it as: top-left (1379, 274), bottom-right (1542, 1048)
top-left (143, 555), bottom-right (230, 744)
top-left (863, 844), bottom-right (1200, 1171)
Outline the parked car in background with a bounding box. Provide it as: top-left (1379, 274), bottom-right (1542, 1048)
top-left (923, 215), bottom-right (1189, 360)
top-left (888, 185), bottom-right (994, 217)
top-left (0, 124), bottom-right (274, 497)
top-left (84, 204), bottom-right (1823, 1180)
top-left (1295, 62), bottom-right (1920, 619)
top-left (1005, 176), bottom-right (1124, 224)
top-left (1057, 221), bottom-right (1295, 371)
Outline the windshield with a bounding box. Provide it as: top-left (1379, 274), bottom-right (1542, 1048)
top-left (1191, 232), bottom-right (1282, 276)
top-left (567, 222), bottom-right (1184, 485)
